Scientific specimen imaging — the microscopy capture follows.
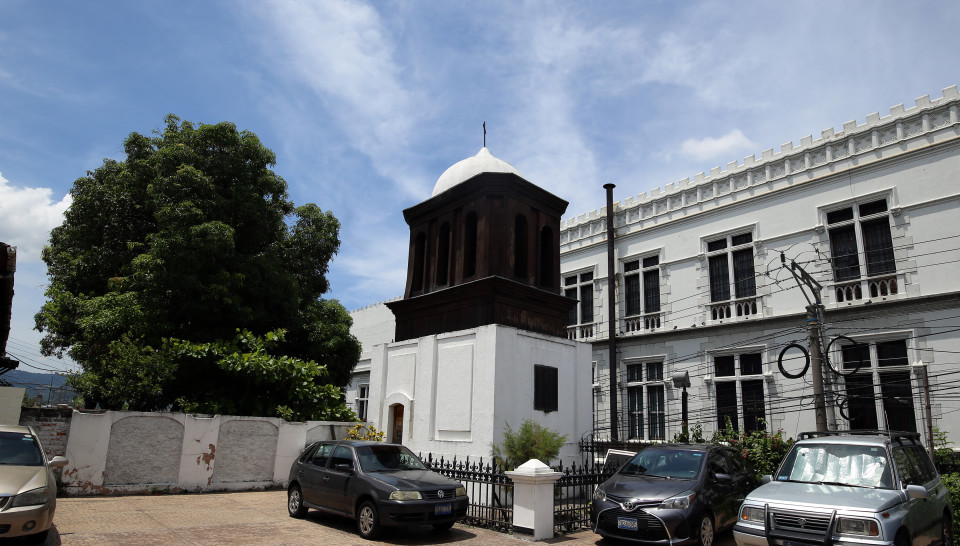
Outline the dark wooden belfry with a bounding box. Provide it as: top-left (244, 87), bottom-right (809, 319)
top-left (387, 170), bottom-right (576, 342)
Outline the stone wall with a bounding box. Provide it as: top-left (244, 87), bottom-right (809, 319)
top-left (59, 410), bottom-right (355, 496)
top-left (19, 405), bottom-right (73, 458)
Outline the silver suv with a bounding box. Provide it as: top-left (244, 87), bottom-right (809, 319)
top-left (734, 431), bottom-right (953, 546)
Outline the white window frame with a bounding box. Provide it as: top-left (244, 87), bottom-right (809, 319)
top-left (356, 384), bottom-right (369, 422)
top-left (623, 358), bottom-right (667, 441)
top-left (834, 333), bottom-right (918, 433)
top-left (622, 251), bottom-right (663, 333)
top-left (702, 226), bottom-right (760, 322)
top-left (708, 348), bottom-right (768, 433)
top-left (563, 268), bottom-right (596, 339)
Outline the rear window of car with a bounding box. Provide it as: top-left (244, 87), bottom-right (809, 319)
top-left (0, 432), bottom-right (45, 466)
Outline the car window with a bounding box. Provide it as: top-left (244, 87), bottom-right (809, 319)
top-left (312, 444), bottom-right (334, 467)
top-left (723, 450), bottom-right (743, 473)
top-left (0, 431), bottom-right (45, 466)
top-left (892, 446), bottom-right (923, 486)
top-left (903, 445), bottom-right (937, 484)
top-left (709, 451), bottom-right (730, 475)
top-left (356, 445), bottom-right (428, 472)
top-left (620, 448), bottom-right (703, 479)
top-left (779, 443), bottom-right (892, 488)
top-left (331, 445), bottom-right (354, 470)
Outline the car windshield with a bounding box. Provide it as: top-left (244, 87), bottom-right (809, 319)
top-left (356, 445), bottom-right (428, 472)
top-left (619, 448), bottom-right (703, 479)
top-left (0, 432), bottom-right (44, 466)
top-left (777, 443), bottom-right (892, 488)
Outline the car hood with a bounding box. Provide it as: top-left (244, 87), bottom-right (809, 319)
top-left (746, 481), bottom-right (905, 512)
top-left (367, 469), bottom-right (459, 490)
top-left (0, 465), bottom-right (48, 496)
top-left (603, 474), bottom-right (697, 501)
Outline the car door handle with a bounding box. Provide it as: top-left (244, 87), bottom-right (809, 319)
top-left (323, 476), bottom-right (330, 482)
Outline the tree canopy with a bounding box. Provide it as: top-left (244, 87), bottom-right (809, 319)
top-left (35, 115), bottom-right (360, 420)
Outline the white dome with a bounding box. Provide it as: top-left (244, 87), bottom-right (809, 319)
top-left (432, 147), bottom-right (520, 197)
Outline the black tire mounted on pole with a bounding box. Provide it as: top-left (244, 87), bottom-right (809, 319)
top-left (778, 343), bottom-right (810, 379)
top-left (824, 335), bottom-right (864, 376)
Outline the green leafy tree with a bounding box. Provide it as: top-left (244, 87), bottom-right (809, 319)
top-left (491, 419), bottom-right (568, 470)
top-left (35, 115), bottom-right (361, 419)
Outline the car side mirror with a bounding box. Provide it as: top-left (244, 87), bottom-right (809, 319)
top-left (905, 484), bottom-right (927, 499)
top-left (335, 463), bottom-right (353, 474)
top-left (761, 475), bottom-right (772, 484)
top-left (715, 473), bottom-right (732, 483)
top-left (48, 456), bottom-right (68, 468)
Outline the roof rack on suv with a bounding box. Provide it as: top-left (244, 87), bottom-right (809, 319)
top-left (797, 429), bottom-right (921, 442)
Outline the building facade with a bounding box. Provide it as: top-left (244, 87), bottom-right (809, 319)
top-left (562, 85), bottom-right (960, 444)
top-left (348, 85), bottom-right (960, 451)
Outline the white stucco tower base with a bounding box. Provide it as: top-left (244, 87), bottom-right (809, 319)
top-left (365, 324), bottom-right (592, 462)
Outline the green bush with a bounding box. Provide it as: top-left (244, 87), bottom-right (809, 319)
top-left (940, 473), bottom-right (960, 538)
top-left (713, 418), bottom-right (794, 487)
top-left (491, 419), bottom-right (568, 470)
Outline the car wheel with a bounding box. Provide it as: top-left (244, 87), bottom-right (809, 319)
top-left (357, 500), bottom-right (382, 540)
top-left (287, 485), bottom-right (308, 518)
top-left (943, 512), bottom-right (953, 546)
top-left (433, 521), bottom-right (455, 532)
top-left (26, 529), bottom-right (49, 544)
top-left (895, 530), bottom-right (910, 546)
top-left (696, 513), bottom-right (715, 546)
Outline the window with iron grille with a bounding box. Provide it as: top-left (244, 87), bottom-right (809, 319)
top-left (707, 233), bottom-right (756, 302)
top-left (827, 198), bottom-right (896, 281)
top-left (840, 339), bottom-right (916, 432)
top-left (624, 255), bottom-right (661, 317)
top-left (625, 361), bottom-right (665, 440)
top-left (564, 271), bottom-right (594, 326)
top-left (534, 364), bottom-right (559, 413)
top-left (713, 352), bottom-right (765, 432)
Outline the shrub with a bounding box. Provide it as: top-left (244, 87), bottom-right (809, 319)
top-left (491, 419), bottom-right (568, 470)
top-left (346, 423), bottom-right (384, 442)
top-left (713, 418), bottom-right (794, 487)
top-left (941, 473), bottom-right (960, 539)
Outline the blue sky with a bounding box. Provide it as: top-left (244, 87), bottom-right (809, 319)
top-left (2, 0), bottom-right (958, 374)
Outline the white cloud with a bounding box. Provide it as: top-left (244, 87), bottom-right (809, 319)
top-left (680, 129), bottom-right (756, 162)
top-left (0, 171), bottom-right (70, 263)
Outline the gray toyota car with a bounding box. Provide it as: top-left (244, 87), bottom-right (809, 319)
top-left (734, 431), bottom-right (953, 546)
top-left (286, 440), bottom-right (468, 539)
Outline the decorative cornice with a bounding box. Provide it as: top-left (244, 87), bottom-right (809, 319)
top-left (561, 85), bottom-right (960, 247)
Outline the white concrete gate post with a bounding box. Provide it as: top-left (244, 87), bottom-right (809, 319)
top-left (505, 459), bottom-right (563, 541)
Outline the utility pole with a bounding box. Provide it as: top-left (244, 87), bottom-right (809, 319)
top-left (918, 363), bottom-right (935, 462)
top-left (604, 183), bottom-right (619, 442)
top-left (783, 253), bottom-right (828, 432)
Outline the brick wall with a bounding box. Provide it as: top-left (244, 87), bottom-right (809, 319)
top-left (19, 406), bottom-right (73, 458)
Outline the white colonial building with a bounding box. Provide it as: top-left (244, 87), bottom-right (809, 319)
top-left (349, 85), bottom-right (960, 453)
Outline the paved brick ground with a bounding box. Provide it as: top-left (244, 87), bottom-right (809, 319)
top-left (36, 490), bottom-right (737, 545)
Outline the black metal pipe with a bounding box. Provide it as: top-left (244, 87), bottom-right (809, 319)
top-left (604, 183), bottom-right (619, 441)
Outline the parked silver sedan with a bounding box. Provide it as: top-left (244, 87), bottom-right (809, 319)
top-left (0, 424), bottom-right (68, 543)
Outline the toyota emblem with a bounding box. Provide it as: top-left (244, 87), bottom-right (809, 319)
top-left (797, 518), bottom-right (807, 528)
top-left (623, 501), bottom-right (635, 511)
top-left (437, 490), bottom-right (445, 499)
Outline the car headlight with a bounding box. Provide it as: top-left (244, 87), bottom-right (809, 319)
top-left (11, 487), bottom-right (48, 508)
top-left (593, 487), bottom-right (606, 501)
top-left (456, 486), bottom-right (466, 497)
top-left (837, 517), bottom-right (880, 537)
top-left (740, 505), bottom-right (765, 523)
top-left (388, 490), bottom-right (423, 500)
top-left (659, 491), bottom-right (695, 510)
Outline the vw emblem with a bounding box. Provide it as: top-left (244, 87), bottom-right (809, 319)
top-left (797, 518), bottom-right (807, 528)
top-left (437, 490), bottom-right (445, 499)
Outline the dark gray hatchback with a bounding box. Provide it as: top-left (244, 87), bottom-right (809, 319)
top-left (286, 440), bottom-right (469, 539)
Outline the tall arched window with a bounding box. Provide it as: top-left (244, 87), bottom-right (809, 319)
top-left (437, 222), bottom-right (450, 286)
top-left (514, 214), bottom-right (528, 279)
top-left (464, 212), bottom-right (478, 278)
top-left (412, 232), bottom-right (426, 292)
top-left (538, 226), bottom-right (554, 288)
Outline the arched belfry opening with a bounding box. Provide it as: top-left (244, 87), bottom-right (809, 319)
top-left (387, 147), bottom-right (576, 341)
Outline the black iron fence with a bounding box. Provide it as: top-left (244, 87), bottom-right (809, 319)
top-left (422, 454), bottom-right (513, 532)
top-left (553, 460), bottom-right (614, 535)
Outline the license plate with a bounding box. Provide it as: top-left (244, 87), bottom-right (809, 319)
top-left (435, 503), bottom-right (452, 515)
top-left (617, 517), bottom-right (638, 530)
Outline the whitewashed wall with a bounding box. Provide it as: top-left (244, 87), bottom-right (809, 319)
top-left (60, 410), bottom-right (354, 495)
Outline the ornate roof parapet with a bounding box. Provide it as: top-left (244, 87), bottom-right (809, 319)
top-left (560, 85), bottom-right (960, 248)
